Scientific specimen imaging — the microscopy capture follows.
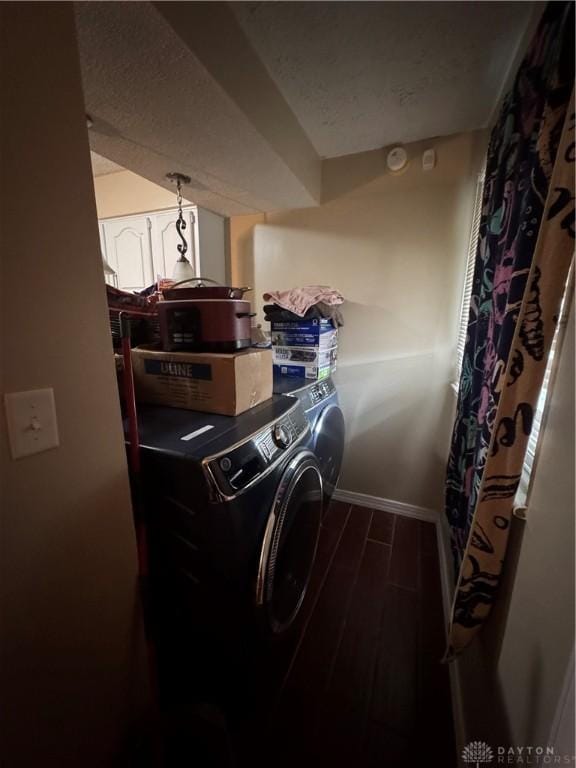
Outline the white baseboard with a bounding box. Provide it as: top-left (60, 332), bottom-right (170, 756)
top-left (333, 486), bottom-right (467, 755)
top-left (332, 488), bottom-right (438, 523)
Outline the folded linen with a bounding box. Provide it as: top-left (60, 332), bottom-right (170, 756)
top-left (262, 285), bottom-right (344, 317)
top-left (263, 302), bottom-right (344, 328)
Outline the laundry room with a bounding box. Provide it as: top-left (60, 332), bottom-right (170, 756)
top-left (1, 3), bottom-right (575, 768)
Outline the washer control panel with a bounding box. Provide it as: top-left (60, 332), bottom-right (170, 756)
top-left (310, 378), bottom-right (335, 404)
top-left (297, 377), bottom-right (336, 411)
top-left (272, 423), bottom-right (292, 449)
top-left (205, 405), bottom-right (309, 498)
top-left (256, 410), bottom-right (305, 461)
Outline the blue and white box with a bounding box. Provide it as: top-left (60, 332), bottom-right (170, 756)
top-left (271, 318), bottom-right (338, 380)
top-left (270, 318), bottom-right (337, 349)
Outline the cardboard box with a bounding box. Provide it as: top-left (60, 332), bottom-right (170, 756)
top-left (270, 318), bottom-right (337, 349)
top-left (273, 364), bottom-right (332, 381)
top-left (132, 346), bottom-right (273, 416)
top-left (273, 346), bottom-right (337, 381)
top-left (272, 344), bottom-right (337, 367)
top-left (270, 318), bottom-right (338, 381)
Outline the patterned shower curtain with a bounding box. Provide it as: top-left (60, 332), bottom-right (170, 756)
top-left (445, 1), bottom-right (575, 657)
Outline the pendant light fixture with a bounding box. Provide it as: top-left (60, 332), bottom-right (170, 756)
top-left (166, 172), bottom-right (194, 283)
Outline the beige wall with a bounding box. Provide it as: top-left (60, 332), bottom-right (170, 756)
top-left (0, 5), bottom-right (149, 766)
top-left (94, 168), bottom-right (192, 219)
top-left (230, 212), bottom-right (266, 291)
top-left (197, 206), bottom-right (229, 284)
top-left (231, 131), bottom-right (486, 511)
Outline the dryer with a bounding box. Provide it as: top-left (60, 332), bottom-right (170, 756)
top-left (128, 398), bottom-right (323, 712)
top-left (273, 376), bottom-right (345, 503)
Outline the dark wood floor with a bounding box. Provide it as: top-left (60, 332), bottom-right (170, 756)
top-left (233, 502), bottom-right (456, 768)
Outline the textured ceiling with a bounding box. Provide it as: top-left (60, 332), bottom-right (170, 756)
top-left (76, 1), bottom-right (536, 215)
top-left (90, 151), bottom-right (124, 177)
top-left (231, 1), bottom-right (534, 158)
top-left (76, 2), bottom-right (321, 216)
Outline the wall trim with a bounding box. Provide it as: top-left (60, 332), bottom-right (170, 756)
top-left (332, 488), bottom-right (437, 523)
top-left (334, 487), bottom-right (467, 757)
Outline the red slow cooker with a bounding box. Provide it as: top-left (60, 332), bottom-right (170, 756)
top-left (162, 277), bottom-right (251, 301)
top-left (158, 278), bottom-right (255, 353)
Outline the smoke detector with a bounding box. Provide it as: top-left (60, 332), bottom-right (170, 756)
top-left (386, 146), bottom-right (408, 172)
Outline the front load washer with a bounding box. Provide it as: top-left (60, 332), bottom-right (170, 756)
top-left (273, 376), bottom-right (345, 503)
top-left (128, 397), bottom-right (323, 712)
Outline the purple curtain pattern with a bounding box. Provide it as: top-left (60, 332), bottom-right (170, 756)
top-left (445, 2), bottom-right (574, 654)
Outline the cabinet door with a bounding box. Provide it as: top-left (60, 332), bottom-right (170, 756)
top-left (99, 222), bottom-right (116, 287)
top-left (151, 207), bottom-right (197, 281)
top-left (101, 216), bottom-right (154, 292)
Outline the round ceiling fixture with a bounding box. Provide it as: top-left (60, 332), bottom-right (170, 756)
top-left (386, 146), bottom-right (408, 172)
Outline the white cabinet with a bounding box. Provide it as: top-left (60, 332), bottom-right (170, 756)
top-left (99, 206), bottom-right (220, 292)
top-left (101, 215), bottom-right (154, 292)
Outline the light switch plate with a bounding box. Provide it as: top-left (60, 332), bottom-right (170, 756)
top-left (4, 388), bottom-right (60, 459)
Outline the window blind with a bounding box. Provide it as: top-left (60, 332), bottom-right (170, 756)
top-left (455, 173), bottom-right (485, 378)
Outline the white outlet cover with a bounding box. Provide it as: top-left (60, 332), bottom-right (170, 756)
top-left (422, 148), bottom-right (436, 171)
top-left (4, 388), bottom-right (60, 459)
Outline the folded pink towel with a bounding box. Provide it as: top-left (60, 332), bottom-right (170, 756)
top-left (262, 285), bottom-right (344, 317)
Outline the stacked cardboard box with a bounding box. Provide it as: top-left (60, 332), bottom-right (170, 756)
top-left (131, 345), bottom-right (273, 416)
top-left (271, 318), bottom-right (337, 381)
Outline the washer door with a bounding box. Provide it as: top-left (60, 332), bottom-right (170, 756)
top-left (313, 403), bottom-right (345, 501)
top-left (256, 453), bottom-right (322, 633)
